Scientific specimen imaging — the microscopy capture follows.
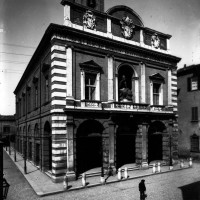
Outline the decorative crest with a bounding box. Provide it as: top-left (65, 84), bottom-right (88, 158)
top-left (120, 16), bottom-right (135, 39)
top-left (151, 33), bottom-right (160, 49)
top-left (83, 10), bottom-right (96, 30)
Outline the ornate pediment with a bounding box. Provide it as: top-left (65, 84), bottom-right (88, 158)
top-left (149, 73), bottom-right (165, 82)
top-left (79, 60), bottom-right (103, 73)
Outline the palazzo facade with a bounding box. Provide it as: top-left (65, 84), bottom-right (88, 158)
top-left (14, 0), bottom-right (181, 182)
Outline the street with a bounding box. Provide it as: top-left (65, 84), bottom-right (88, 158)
top-left (4, 150), bottom-right (200, 200)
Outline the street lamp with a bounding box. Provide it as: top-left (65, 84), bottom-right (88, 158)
top-left (3, 178), bottom-right (10, 199)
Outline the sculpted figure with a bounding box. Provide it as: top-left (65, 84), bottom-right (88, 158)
top-left (119, 75), bottom-right (132, 102)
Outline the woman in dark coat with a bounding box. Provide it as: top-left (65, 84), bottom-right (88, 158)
top-left (139, 179), bottom-right (147, 200)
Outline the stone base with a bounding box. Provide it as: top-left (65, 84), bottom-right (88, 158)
top-left (141, 161), bottom-right (149, 169)
top-left (66, 171), bottom-right (76, 181)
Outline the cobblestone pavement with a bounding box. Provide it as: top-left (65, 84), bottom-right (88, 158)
top-left (4, 149), bottom-right (200, 200)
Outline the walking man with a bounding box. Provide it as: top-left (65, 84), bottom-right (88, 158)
top-left (139, 179), bottom-right (147, 200)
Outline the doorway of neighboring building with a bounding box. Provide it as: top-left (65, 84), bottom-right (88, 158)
top-left (76, 120), bottom-right (104, 175)
top-left (116, 121), bottom-right (137, 169)
top-left (148, 121), bottom-right (165, 163)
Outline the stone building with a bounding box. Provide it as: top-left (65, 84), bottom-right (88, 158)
top-left (177, 64), bottom-right (200, 159)
top-left (14, 0), bottom-right (181, 183)
top-left (0, 115), bottom-right (16, 146)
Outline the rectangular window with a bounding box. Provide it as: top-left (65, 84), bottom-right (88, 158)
top-left (28, 89), bottom-right (31, 112)
top-left (153, 83), bottom-right (160, 105)
top-left (85, 73), bottom-right (96, 100)
top-left (192, 107), bottom-right (198, 121)
top-left (3, 125), bottom-right (10, 133)
top-left (191, 77), bottom-right (198, 91)
top-left (45, 77), bottom-right (49, 102)
top-left (35, 86), bottom-right (38, 108)
top-left (191, 135), bottom-right (199, 152)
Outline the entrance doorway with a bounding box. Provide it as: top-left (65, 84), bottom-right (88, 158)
top-left (116, 121), bottom-right (137, 168)
top-left (76, 120), bottom-right (104, 175)
top-left (148, 121), bottom-right (165, 163)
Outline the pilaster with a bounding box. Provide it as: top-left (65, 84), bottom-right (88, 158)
top-left (66, 115), bottom-right (76, 181)
top-left (107, 55), bottom-right (114, 102)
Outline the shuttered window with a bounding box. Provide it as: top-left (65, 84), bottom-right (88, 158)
top-left (192, 107), bottom-right (198, 121)
top-left (191, 134), bottom-right (199, 152)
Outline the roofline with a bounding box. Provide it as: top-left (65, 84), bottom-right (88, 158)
top-left (14, 23), bottom-right (181, 94)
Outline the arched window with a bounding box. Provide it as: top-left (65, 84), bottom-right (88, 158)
top-left (34, 124), bottom-right (39, 138)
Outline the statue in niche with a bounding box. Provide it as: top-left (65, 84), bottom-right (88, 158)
top-left (119, 75), bottom-right (133, 102)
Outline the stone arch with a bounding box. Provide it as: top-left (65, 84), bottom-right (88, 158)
top-left (34, 123), bottom-right (40, 166)
top-left (43, 121), bottom-right (52, 171)
top-left (116, 63), bottom-right (139, 103)
top-left (116, 118), bottom-right (138, 169)
top-left (76, 119), bottom-right (104, 175)
top-left (27, 125), bottom-right (32, 160)
top-left (148, 121), bottom-right (166, 163)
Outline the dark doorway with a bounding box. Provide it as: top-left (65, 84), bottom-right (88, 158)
top-left (28, 142), bottom-right (32, 160)
top-left (116, 121), bottom-right (137, 169)
top-left (76, 120), bottom-right (104, 175)
top-left (44, 121), bottom-right (52, 171)
top-left (35, 143), bottom-right (40, 166)
top-left (148, 121), bottom-right (165, 163)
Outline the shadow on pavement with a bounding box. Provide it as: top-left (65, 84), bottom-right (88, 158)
top-left (179, 181), bottom-right (200, 200)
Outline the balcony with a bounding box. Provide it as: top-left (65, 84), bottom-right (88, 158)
top-left (71, 100), bottom-right (174, 114)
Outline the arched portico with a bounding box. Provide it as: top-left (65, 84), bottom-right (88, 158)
top-left (148, 121), bottom-right (166, 163)
top-left (76, 120), bottom-right (104, 175)
top-left (43, 121), bottom-right (52, 171)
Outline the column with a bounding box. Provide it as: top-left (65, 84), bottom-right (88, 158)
top-left (140, 62), bottom-right (146, 103)
top-left (66, 115), bottom-right (76, 181)
top-left (167, 39), bottom-right (170, 52)
top-left (168, 68), bottom-right (172, 105)
top-left (140, 30), bottom-right (144, 46)
top-left (80, 70), bottom-right (85, 100)
top-left (107, 55), bottom-right (114, 102)
top-left (96, 73), bottom-right (100, 101)
top-left (66, 46), bottom-right (74, 106)
top-left (115, 74), bottom-right (119, 101)
top-left (108, 120), bottom-right (116, 173)
top-left (133, 77), bottom-right (139, 103)
top-left (64, 5), bottom-right (71, 26)
top-left (107, 18), bottom-right (112, 38)
top-left (141, 123), bottom-right (148, 168)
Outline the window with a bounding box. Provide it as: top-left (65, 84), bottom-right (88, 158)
top-left (85, 73), bottom-right (96, 100)
top-left (45, 76), bottom-right (49, 102)
top-left (153, 83), bottom-right (160, 105)
top-left (188, 76), bottom-right (199, 91)
top-left (192, 107), bottom-right (198, 121)
top-left (3, 125), bottom-right (10, 133)
top-left (149, 73), bottom-right (164, 106)
top-left (35, 86), bottom-right (38, 108)
top-left (191, 134), bottom-right (199, 152)
top-left (27, 88), bottom-right (31, 112)
top-left (79, 60), bottom-right (102, 101)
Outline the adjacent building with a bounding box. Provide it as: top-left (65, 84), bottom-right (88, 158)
top-left (0, 115), bottom-right (16, 145)
top-left (177, 64), bottom-right (200, 159)
top-left (14, 0), bottom-right (181, 183)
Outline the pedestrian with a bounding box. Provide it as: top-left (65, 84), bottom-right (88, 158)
top-left (139, 179), bottom-right (147, 200)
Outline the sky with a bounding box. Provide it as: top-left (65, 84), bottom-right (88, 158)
top-left (0, 0), bottom-right (200, 115)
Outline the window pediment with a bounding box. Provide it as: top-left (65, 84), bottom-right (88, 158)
top-left (149, 73), bottom-right (165, 83)
top-left (79, 60), bottom-right (103, 73)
